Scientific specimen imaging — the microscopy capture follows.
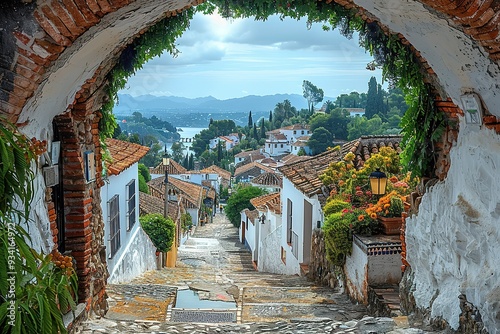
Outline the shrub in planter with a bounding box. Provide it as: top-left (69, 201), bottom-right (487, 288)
top-left (139, 214), bottom-right (175, 252)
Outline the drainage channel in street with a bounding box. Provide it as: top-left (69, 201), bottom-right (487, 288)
top-left (168, 288), bottom-right (238, 323)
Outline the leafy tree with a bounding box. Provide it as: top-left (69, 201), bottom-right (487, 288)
top-left (138, 173), bottom-right (149, 194)
top-left (309, 108), bottom-right (350, 140)
top-left (253, 123), bottom-right (258, 140)
top-left (347, 115), bottom-right (387, 140)
top-left (225, 186), bottom-right (266, 227)
top-left (171, 142), bottom-right (184, 163)
top-left (303, 80), bottom-right (324, 113)
top-left (308, 127), bottom-right (333, 155)
top-left (139, 214), bottom-right (175, 252)
top-left (140, 142), bottom-right (162, 167)
top-left (138, 163), bottom-right (151, 182)
top-left (297, 147), bottom-right (306, 156)
top-left (129, 133), bottom-right (141, 144)
top-left (269, 110), bottom-right (273, 123)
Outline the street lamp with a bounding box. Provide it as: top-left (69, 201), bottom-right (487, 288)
top-left (163, 156), bottom-right (170, 217)
top-left (369, 168), bottom-right (387, 195)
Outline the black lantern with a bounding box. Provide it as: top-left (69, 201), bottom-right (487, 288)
top-left (369, 168), bottom-right (387, 195)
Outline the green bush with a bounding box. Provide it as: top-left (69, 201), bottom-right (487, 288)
top-left (138, 163), bottom-right (151, 182)
top-left (323, 199), bottom-right (350, 216)
top-left (322, 212), bottom-right (352, 266)
top-left (180, 213), bottom-right (192, 232)
top-left (138, 173), bottom-right (149, 194)
top-left (225, 185), bottom-right (266, 227)
top-left (139, 214), bottom-right (175, 252)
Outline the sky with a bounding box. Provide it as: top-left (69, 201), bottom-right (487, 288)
top-left (119, 12), bottom-right (383, 100)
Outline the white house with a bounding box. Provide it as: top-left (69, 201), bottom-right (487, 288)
top-left (249, 193), bottom-right (285, 274)
top-left (100, 138), bottom-right (156, 284)
top-left (265, 124), bottom-right (311, 157)
top-left (239, 208), bottom-right (259, 268)
top-left (291, 135), bottom-right (312, 156)
top-left (278, 149), bottom-right (342, 275)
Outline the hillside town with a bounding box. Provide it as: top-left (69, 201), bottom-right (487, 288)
top-left (2, 1), bottom-right (500, 334)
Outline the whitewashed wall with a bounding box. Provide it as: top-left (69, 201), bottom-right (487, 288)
top-left (101, 163), bottom-right (155, 283)
top-left (345, 241), bottom-right (369, 303)
top-left (406, 127), bottom-right (500, 332)
top-left (257, 212), bottom-right (287, 274)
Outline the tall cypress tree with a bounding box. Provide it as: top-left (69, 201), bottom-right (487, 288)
top-left (260, 118), bottom-right (266, 139)
top-left (248, 111), bottom-right (253, 128)
top-left (253, 123), bottom-right (258, 140)
top-left (269, 110), bottom-right (273, 123)
top-left (365, 77), bottom-right (378, 119)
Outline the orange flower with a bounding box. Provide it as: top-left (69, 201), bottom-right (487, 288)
top-left (370, 213), bottom-right (377, 219)
top-left (383, 203), bottom-right (390, 209)
top-left (358, 215), bottom-right (365, 221)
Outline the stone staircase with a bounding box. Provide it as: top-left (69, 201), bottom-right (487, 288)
top-left (368, 285), bottom-right (401, 317)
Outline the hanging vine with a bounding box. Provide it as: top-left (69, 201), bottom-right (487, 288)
top-left (99, 9), bottom-right (195, 141)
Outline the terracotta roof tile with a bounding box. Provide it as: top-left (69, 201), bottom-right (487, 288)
top-left (279, 154), bottom-right (309, 165)
top-left (105, 138), bottom-right (149, 176)
top-left (243, 208), bottom-right (259, 222)
top-left (150, 158), bottom-right (188, 175)
top-left (148, 176), bottom-right (204, 209)
top-left (279, 135), bottom-right (402, 204)
top-left (250, 172), bottom-right (283, 188)
top-left (200, 165), bottom-right (232, 180)
top-left (234, 149), bottom-right (263, 158)
top-left (279, 149), bottom-right (341, 203)
top-left (139, 192), bottom-right (179, 222)
top-left (250, 192), bottom-right (282, 214)
top-left (234, 161), bottom-right (274, 178)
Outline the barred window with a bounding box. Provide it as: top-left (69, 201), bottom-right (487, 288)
top-left (126, 179), bottom-right (136, 231)
top-left (108, 195), bottom-right (120, 258)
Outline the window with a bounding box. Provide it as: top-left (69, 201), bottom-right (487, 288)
top-left (287, 199), bottom-right (293, 244)
top-left (274, 144), bottom-right (277, 148)
top-left (108, 195), bottom-right (120, 258)
top-left (291, 231), bottom-right (299, 259)
top-left (126, 180), bottom-right (136, 231)
top-left (301, 130), bottom-right (304, 135)
top-left (293, 130), bottom-right (296, 134)
top-left (281, 247), bottom-right (286, 264)
top-left (281, 144), bottom-right (283, 148)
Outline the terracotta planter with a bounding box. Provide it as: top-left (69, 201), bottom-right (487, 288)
top-left (377, 216), bottom-right (403, 235)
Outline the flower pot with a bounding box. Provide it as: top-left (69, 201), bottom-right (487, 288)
top-left (377, 216), bottom-right (402, 235)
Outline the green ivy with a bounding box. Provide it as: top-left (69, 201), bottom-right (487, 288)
top-left (100, 10), bottom-right (194, 141)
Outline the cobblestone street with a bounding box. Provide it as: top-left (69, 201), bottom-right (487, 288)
top-left (77, 212), bottom-right (441, 334)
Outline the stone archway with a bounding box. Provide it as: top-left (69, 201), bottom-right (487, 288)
top-left (1, 0), bottom-right (500, 331)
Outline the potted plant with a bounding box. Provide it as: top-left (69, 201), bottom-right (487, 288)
top-left (365, 190), bottom-right (405, 235)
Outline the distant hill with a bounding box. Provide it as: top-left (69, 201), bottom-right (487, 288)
top-left (113, 93), bottom-right (336, 127)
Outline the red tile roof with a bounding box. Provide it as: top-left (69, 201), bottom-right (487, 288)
top-left (200, 165), bottom-right (232, 180)
top-left (150, 158), bottom-right (188, 175)
top-left (234, 161), bottom-right (274, 178)
top-left (139, 192), bottom-right (179, 222)
top-left (250, 172), bottom-right (283, 188)
top-left (104, 138), bottom-right (149, 176)
top-left (250, 192), bottom-right (282, 215)
top-left (279, 135), bottom-right (402, 203)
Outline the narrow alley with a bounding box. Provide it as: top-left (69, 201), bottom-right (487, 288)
top-left (77, 212), bottom-right (437, 334)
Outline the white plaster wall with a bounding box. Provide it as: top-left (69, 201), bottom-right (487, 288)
top-left (101, 163), bottom-right (144, 281)
top-left (258, 213), bottom-right (291, 274)
top-left (406, 126), bottom-right (500, 332)
top-left (353, 0), bottom-right (500, 120)
top-left (280, 178), bottom-right (303, 275)
top-left (345, 241), bottom-right (368, 303)
top-left (107, 223), bottom-right (156, 284)
top-left (367, 253), bottom-right (401, 286)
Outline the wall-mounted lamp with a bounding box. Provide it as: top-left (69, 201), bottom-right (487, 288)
top-left (259, 213), bottom-right (266, 224)
top-left (460, 93), bottom-right (483, 125)
top-left (369, 168), bottom-right (387, 196)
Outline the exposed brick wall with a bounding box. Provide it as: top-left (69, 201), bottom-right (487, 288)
top-left (52, 74), bottom-right (109, 314)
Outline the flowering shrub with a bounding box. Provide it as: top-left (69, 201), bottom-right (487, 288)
top-left (365, 191), bottom-right (405, 218)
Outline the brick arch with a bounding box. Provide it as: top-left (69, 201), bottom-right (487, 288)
top-left (2, 0), bottom-right (500, 321)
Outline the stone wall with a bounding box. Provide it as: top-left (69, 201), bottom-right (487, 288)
top-left (309, 229), bottom-right (342, 290)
